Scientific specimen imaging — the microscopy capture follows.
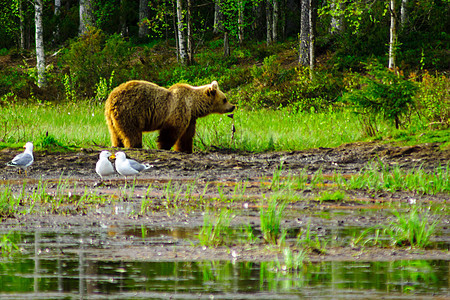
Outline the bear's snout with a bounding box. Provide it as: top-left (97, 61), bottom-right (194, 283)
top-left (227, 105), bottom-right (236, 113)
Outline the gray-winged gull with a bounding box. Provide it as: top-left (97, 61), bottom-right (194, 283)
top-left (96, 150), bottom-right (116, 181)
top-left (6, 142), bottom-right (34, 176)
top-left (112, 151), bottom-right (151, 179)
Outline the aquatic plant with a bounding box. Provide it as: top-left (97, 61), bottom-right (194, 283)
top-left (260, 196), bottom-right (286, 245)
top-left (384, 206), bottom-right (439, 248)
top-left (198, 209), bottom-right (233, 247)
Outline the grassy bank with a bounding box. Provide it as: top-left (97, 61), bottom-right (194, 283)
top-left (1, 101), bottom-right (447, 152)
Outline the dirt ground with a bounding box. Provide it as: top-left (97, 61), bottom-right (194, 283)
top-left (0, 141), bottom-right (449, 262)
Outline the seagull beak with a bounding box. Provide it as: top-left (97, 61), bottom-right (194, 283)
top-left (110, 154), bottom-right (115, 159)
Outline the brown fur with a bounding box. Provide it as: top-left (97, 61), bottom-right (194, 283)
top-left (104, 80), bottom-right (235, 153)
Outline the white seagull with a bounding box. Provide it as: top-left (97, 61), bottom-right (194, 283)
top-left (6, 142), bottom-right (34, 176)
top-left (112, 151), bottom-right (151, 179)
top-left (96, 150), bottom-right (116, 181)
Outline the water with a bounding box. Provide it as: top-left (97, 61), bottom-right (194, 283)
top-left (0, 229), bottom-right (448, 299)
top-left (1, 257), bottom-right (448, 299)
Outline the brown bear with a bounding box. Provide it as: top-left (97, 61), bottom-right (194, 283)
top-left (104, 80), bottom-right (235, 153)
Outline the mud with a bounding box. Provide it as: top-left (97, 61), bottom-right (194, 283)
top-left (0, 141), bottom-right (449, 262)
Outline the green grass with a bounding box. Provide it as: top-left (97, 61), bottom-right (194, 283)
top-left (198, 209), bottom-right (234, 247)
top-left (260, 196), bottom-right (287, 245)
top-left (384, 207), bottom-right (439, 248)
top-left (0, 101), bottom-right (446, 152)
top-left (337, 161), bottom-right (450, 195)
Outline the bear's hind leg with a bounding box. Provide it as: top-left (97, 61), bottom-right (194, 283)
top-left (158, 127), bottom-right (180, 151)
top-left (174, 121), bottom-right (196, 153)
top-left (123, 131), bottom-right (143, 148)
top-left (109, 126), bottom-right (124, 147)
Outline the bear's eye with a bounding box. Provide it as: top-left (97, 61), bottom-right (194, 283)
top-left (222, 98), bottom-right (227, 104)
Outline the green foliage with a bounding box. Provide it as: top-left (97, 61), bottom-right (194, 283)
top-left (198, 209), bottom-right (233, 247)
top-left (384, 207), bottom-right (439, 248)
top-left (260, 197), bottom-right (286, 245)
top-left (414, 72), bottom-right (450, 129)
top-left (287, 66), bottom-right (343, 113)
top-left (343, 60), bottom-right (417, 135)
top-left (339, 161), bottom-right (450, 195)
top-left (60, 28), bottom-right (133, 97)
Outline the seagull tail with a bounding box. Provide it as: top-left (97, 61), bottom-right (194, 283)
top-left (143, 163), bottom-right (153, 170)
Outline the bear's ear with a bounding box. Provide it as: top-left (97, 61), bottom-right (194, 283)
top-left (206, 81), bottom-right (218, 97)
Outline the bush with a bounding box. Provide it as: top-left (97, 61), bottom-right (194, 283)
top-left (60, 28), bottom-right (133, 98)
top-left (287, 66), bottom-right (343, 113)
top-left (342, 59), bottom-right (417, 135)
top-left (414, 72), bottom-right (449, 129)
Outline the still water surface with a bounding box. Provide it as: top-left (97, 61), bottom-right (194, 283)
top-left (0, 227), bottom-right (448, 299)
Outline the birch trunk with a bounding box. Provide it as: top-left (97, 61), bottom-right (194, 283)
top-left (19, 0), bottom-right (25, 49)
top-left (388, 0), bottom-right (397, 70)
top-left (400, 0), bottom-right (408, 29)
top-left (272, 0), bottom-right (278, 42)
top-left (176, 0), bottom-right (188, 64)
top-left (34, 0), bottom-right (46, 87)
top-left (309, 0), bottom-right (316, 78)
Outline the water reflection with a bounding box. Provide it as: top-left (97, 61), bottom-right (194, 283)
top-left (0, 231), bottom-right (448, 299)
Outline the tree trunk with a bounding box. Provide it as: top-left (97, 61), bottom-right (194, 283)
top-left (173, 2), bottom-right (179, 61)
top-left (213, 1), bottom-right (223, 34)
top-left (79, 0), bottom-right (94, 35)
top-left (19, 0), bottom-right (25, 50)
top-left (187, 0), bottom-right (193, 64)
top-left (53, 0), bottom-right (61, 44)
top-left (120, 0), bottom-right (128, 36)
top-left (299, 0), bottom-right (310, 66)
top-left (309, 0), bottom-right (316, 78)
top-left (400, 0), bottom-right (408, 29)
top-left (224, 31), bottom-right (230, 57)
top-left (272, 0), bottom-right (278, 42)
top-left (266, 0), bottom-right (273, 45)
top-left (330, 0), bottom-right (342, 34)
top-left (176, 0), bottom-right (188, 64)
top-left (388, 0), bottom-right (397, 71)
top-left (34, 0), bottom-right (46, 87)
top-left (238, 0), bottom-right (244, 45)
top-left (138, 0), bottom-right (149, 39)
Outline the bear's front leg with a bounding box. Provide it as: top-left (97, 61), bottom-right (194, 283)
top-left (174, 120), bottom-right (196, 153)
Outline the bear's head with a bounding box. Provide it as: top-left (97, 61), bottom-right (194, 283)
top-left (205, 81), bottom-right (235, 115)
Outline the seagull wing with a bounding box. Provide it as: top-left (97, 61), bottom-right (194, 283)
top-left (8, 153), bottom-right (33, 168)
top-left (128, 159), bottom-right (145, 172)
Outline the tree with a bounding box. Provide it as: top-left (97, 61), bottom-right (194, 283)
top-left (298, 0), bottom-right (310, 66)
top-left (388, 0), bottom-right (397, 70)
top-left (176, 0), bottom-right (188, 64)
top-left (138, 0), bottom-right (149, 39)
top-left (266, 0), bottom-right (272, 45)
top-left (79, 0), bottom-right (94, 35)
top-left (34, 0), bottom-right (46, 87)
top-left (272, 0), bottom-right (278, 42)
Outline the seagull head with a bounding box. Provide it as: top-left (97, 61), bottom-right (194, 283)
top-left (24, 142), bottom-right (33, 152)
top-left (114, 151), bottom-right (127, 161)
top-left (99, 150), bottom-right (112, 159)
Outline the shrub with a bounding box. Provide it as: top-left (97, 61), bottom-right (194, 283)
top-left (287, 66), bottom-right (342, 113)
top-left (60, 28), bottom-right (133, 98)
top-left (414, 72), bottom-right (449, 129)
top-left (342, 59), bottom-right (417, 135)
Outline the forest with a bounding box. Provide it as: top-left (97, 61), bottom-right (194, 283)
top-left (1, 2), bottom-right (450, 298)
top-left (0, 0), bottom-right (449, 143)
